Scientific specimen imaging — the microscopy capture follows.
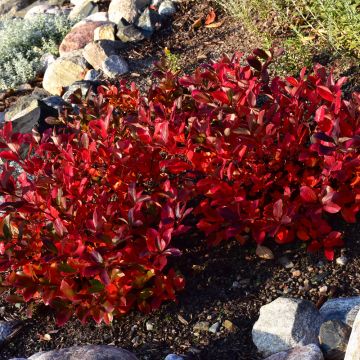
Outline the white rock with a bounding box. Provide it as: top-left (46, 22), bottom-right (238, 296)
top-left (102, 55), bottom-right (129, 78)
top-left (108, 0), bottom-right (148, 24)
top-left (209, 321), bottom-right (220, 334)
top-left (320, 297), bottom-right (360, 326)
top-left (158, 0), bottom-right (176, 16)
top-left (264, 344), bottom-right (324, 360)
top-left (68, 0), bottom-right (98, 21)
top-left (24, 4), bottom-right (57, 18)
top-left (145, 321), bottom-right (154, 331)
top-left (345, 308), bottom-right (360, 360)
top-left (252, 297), bottom-right (322, 356)
top-left (336, 255), bottom-right (348, 266)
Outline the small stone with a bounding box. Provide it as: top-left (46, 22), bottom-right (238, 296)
top-left (319, 286), bottom-right (328, 294)
top-left (208, 322), bottom-right (220, 334)
top-left (292, 270), bottom-right (301, 277)
top-left (102, 55), bottom-right (129, 78)
top-left (145, 321), bottom-right (154, 331)
top-left (158, 0), bottom-right (176, 17)
top-left (136, 8), bottom-right (162, 34)
top-left (264, 344), bottom-right (324, 360)
top-left (0, 321), bottom-right (22, 344)
top-left (116, 24), bottom-right (145, 42)
top-left (193, 321), bottom-right (209, 332)
top-left (278, 256), bottom-right (294, 269)
top-left (94, 23), bottom-right (115, 41)
top-left (223, 320), bottom-right (236, 332)
top-left (28, 345), bottom-right (139, 360)
top-left (164, 355), bottom-right (184, 360)
top-left (320, 297), bottom-right (360, 326)
top-left (252, 297), bottom-right (322, 356)
top-left (319, 320), bottom-right (351, 360)
top-left (69, 0), bottom-right (99, 20)
top-left (336, 256), bottom-right (348, 266)
top-left (85, 69), bottom-right (100, 81)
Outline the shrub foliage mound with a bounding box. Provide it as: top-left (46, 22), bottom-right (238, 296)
top-left (0, 50), bottom-right (359, 325)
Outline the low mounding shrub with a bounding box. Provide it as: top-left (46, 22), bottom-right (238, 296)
top-left (0, 14), bottom-right (74, 90)
top-left (0, 49), bottom-right (359, 324)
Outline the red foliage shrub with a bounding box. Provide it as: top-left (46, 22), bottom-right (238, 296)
top-left (0, 49), bottom-right (359, 324)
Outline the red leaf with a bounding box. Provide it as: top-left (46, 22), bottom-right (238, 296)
top-left (211, 90), bottom-right (230, 105)
top-left (317, 85), bottom-right (334, 102)
top-left (205, 9), bottom-right (216, 25)
top-left (273, 199), bottom-right (283, 221)
top-left (0, 151), bottom-right (19, 161)
top-left (60, 280), bottom-right (75, 300)
top-left (323, 202), bottom-right (341, 213)
top-left (300, 186), bottom-right (318, 202)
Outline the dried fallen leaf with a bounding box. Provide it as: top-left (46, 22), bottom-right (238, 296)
top-left (205, 20), bottom-right (225, 29)
top-left (205, 9), bottom-right (216, 25)
top-left (256, 244), bottom-right (274, 260)
top-left (177, 314), bottom-right (189, 325)
top-left (191, 17), bottom-right (202, 30)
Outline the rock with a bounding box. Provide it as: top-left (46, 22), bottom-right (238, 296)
top-left (43, 51), bottom-right (89, 96)
top-left (62, 80), bottom-right (101, 102)
top-left (0, 0), bottom-right (34, 16)
top-left (345, 308), bottom-right (360, 360)
top-left (84, 69), bottom-right (100, 81)
top-left (102, 55), bottom-right (129, 78)
top-left (136, 7), bottom-right (162, 34)
top-left (264, 344), bottom-right (324, 360)
top-left (0, 320), bottom-right (22, 344)
top-left (145, 321), bottom-right (154, 331)
top-left (5, 95), bottom-right (58, 133)
top-left (252, 297), bottom-right (322, 356)
top-left (83, 41), bottom-right (123, 70)
top-left (116, 24), bottom-right (145, 42)
top-left (39, 53), bottom-right (57, 75)
top-left (319, 320), bottom-right (351, 360)
top-left (81, 11), bottom-right (109, 23)
top-left (42, 96), bottom-right (69, 110)
top-left (209, 321), bottom-right (220, 334)
top-left (94, 23), bottom-right (115, 40)
top-left (278, 256), bottom-right (294, 269)
top-left (164, 355), bottom-right (184, 360)
top-left (158, 0), bottom-right (176, 16)
top-left (59, 21), bottom-right (108, 56)
top-left (336, 256), bottom-right (348, 266)
top-left (108, 0), bottom-right (147, 24)
top-left (24, 4), bottom-right (57, 18)
top-left (193, 321), bottom-right (209, 332)
top-left (68, 0), bottom-right (99, 20)
top-left (320, 297), bottom-right (360, 327)
top-left (223, 319), bottom-right (237, 332)
top-left (28, 345), bottom-right (139, 360)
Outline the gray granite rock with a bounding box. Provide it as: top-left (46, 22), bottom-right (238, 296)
top-left (320, 297), bottom-right (360, 327)
top-left (102, 55), bottom-right (129, 78)
top-left (164, 355), bottom-right (184, 360)
top-left (108, 0), bottom-right (149, 24)
top-left (345, 308), bottom-right (360, 360)
top-left (158, 0), bottom-right (176, 16)
top-left (252, 297), bottom-right (322, 356)
top-left (5, 95), bottom-right (58, 133)
top-left (68, 0), bottom-right (99, 20)
top-left (264, 344), bottom-right (324, 360)
top-left (62, 80), bottom-right (102, 101)
top-left (42, 96), bottom-right (68, 110)
top-left (28, 345), bottom-right (139, 360)
top-left (116, 23), bottom-right (145, 42)
top-left (319, 320), bottom-right (351, 360)
top-left (84, 69), bottom-right (100, 81)
top-left (136, 7), bottom-right (162, 34)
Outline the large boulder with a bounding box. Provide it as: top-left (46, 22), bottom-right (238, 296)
top-left (108, 0), bottom-right (150, 24)
top-left (264, 344), bottom-right (324, 360)
top-left (83, 40), bottom-right (124, 70)
top-left (59, 21), bottom-right (108, 56)
top-left (345, 309), bottom-right (360, 360)
top-left (320, 297), bottom-right (360, 327)
top-left (68, 0), bottom-right (98, 21)
top-left (28, 345), bottom-right (139, 360)
top-left (4, 95), bottom-right (58, 133)
top-left (43, 51), bottom-right (89, 96)
top-left (0, 0), bottom-right (35, 16)
top-left (252, 297), bottom-right (322, 356)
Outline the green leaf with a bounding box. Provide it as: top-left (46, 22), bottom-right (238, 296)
top-left (88, 279), bottom-right (105, 293)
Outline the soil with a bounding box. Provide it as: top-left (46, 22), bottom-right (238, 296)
top-left (0, 1), bottom-right (359, 360)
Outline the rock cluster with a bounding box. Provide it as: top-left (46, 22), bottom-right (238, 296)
top-left (253, 296), bottom-right (360, 360)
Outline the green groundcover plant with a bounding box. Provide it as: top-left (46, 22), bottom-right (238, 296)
top-left (0, 14), bottom-right (74, 91)
top-left (0, 49), bottom-right (359, 325)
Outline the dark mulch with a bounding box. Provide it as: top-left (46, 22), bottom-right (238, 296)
top-left (0, 1), bottom-right (359, 360)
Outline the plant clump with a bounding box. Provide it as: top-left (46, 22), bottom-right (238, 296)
top-left (0, 49), bottom-right (359, 325)
top-left (0, 14), bottom-right (75, 90)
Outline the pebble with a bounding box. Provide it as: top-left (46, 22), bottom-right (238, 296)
top-left (193, 321), bottom-right (209, 332)
top-left (208, 322), bottom-right (220, 334)
top-left (145, 321), bottom-right (154, 331)
top-left (158, 0), bottom-right (176, 17)
top-left (223, 320), bottom-right (236, 332)
top-left (292, 270), bottom-right (301, 277)
top-left (164, 355), bottom-right (184, 360)
top-left (279, 256), bottom-right (294, 269)
top-left (319, 286), bottom-right (328, 294)
top-left (336, 256), bottom-right (348, 266)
